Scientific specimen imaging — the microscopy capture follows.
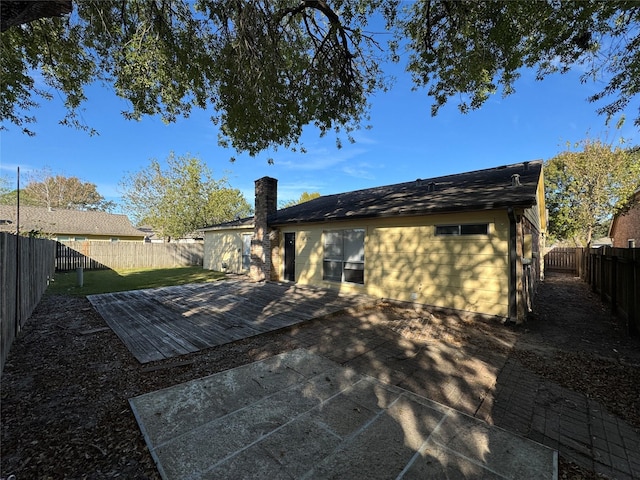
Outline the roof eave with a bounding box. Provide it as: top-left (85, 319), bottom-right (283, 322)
top-left (269, 200), bottom-right (537, 226)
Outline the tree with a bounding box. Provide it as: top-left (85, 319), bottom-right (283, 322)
top-left (280, 191), bottom-right (321, 208)
top-left (545, 138), bottom-right (640, 246)
top-left (25, 168), bottom-right (115, 210)
top-left (0, 175), bottom-right (11, 198)
top-left (0, 168), bottom-right (115, 210)
top-left (1, 1), bottom-right (638, 152)
top-left (119, 153), bottom-right (252, 239)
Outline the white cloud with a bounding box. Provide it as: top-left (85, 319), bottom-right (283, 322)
top-left (342, 163), bottom-right (376, 180)
top-left (0, 162), bottom-right (37, 174)
top-left (276, 144), bottom-right (368, 171)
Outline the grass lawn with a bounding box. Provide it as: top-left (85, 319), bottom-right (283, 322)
top-left (47, 266), bottom-right (226, 296)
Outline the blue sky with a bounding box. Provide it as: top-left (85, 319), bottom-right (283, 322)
top-left (1, 47), bottom-right (638, 214)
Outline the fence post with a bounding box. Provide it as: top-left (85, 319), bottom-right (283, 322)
top-left (629, 249), bottom-right (638, 336)
top-left (610, 254), bottom-right (618, 314)
top-left (590, 249), bottom-right (597, 293)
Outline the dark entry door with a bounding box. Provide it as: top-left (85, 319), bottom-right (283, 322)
top-left (284, 233), bottom-right (295, 282)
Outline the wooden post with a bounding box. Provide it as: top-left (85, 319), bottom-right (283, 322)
top-left (610, 254), bottom-right (618, 314)
top-left (600, 249), bottom-right (606, 302)
top-left (627, 249), bottom-right (638, 336)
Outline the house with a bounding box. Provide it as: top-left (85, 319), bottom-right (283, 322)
top-left (0, 205), bottom-right (145, 242)
top-left (609, 190), bottom-right (640, 248)
top-left (138, 225), bottom-right (205, 244)
top-left (203, 161), bottom-right (546, 323)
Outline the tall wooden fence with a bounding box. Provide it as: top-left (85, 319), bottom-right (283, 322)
top-left (544, 247), bottom-right (584, 276)
top-left (583, 247), bottom-right (639, 336)
top-left (1, 233), bottom-right (56, 374)
top-left (56, 241), bottom-right (203, 271)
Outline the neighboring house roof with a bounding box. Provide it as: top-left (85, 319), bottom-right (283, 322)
top-left (204, 161), bottom-right (543, 230)
top-left (138, 225), bottom-right (205, 240)
top-left (0, 205), bottom-right (145, 238)
top-left (591, 237), bottom-right (613, 247)
top-left (203, 216), bottom-right (255, 231)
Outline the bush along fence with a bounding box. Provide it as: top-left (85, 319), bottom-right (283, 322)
top-left (584, 247), bottom-right (639, 336)
top-left (56, 241), bottom-right (204, 271)
top-left (1, 233), bottom-right (56, 374)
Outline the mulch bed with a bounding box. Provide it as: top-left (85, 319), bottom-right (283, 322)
top-left (2, 274), bottom-right (639, 479)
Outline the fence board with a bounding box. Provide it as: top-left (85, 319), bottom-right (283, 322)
top-left (56, 242), bottom-right (203, 271)
top-left (1, 233), bottom-right (56, 374)
top-left (544, 247), bottom-right (583, 274)
top-left (582, 247), bottom-right (639, 336)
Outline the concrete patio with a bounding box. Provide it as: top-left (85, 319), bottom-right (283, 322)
top-left (130, 349), bottom-right (558, 480)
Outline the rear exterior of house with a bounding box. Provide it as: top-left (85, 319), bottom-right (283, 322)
top-left (203, 218), bottom-right (254, 273)
top-left (204, 161), bottom-right (546, 322)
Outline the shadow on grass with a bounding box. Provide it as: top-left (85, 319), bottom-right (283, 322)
top-left (47, 266), bottom-right (226, 296)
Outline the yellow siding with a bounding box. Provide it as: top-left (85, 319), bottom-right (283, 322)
top-left (523, 167), bottom-right (546, 234)
top-left (203, 228), bottom-right (251, 273)
top-left (273, 211), bottom-right (511, 317)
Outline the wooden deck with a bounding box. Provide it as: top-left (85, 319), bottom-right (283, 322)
top-left (87, 280), bottom-right (377, 364)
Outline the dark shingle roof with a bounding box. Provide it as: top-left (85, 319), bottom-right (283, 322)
top-left (0, 205), bottom-right (145, 237)
top-left (203, 216), bottom-right (255, 231)
top-left (270, 161), bottom-right (543, 225)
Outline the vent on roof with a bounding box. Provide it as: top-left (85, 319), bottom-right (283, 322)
top-left (523, 161), bottom-right (530, 171)
top-left (511, 174), bottom-right (521, 187)
top-left (426, 182), bottom-right (436, 192)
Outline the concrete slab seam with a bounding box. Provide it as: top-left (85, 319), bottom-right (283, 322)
top-left (199, 376), bottom-right (375, 478)
top-left (426, 439), bottom-right (511, 480)
top-left (128, 398), bottom-right (169, 480)
top-left (299, 392), bottom-right (405, 480)
top-left (394, 411), bottom-right (451, 480)
top-left (145, 365), bottom-right (344, 451)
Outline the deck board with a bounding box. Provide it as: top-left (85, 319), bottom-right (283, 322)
top-left (88, 280), bottom-right (377, 364)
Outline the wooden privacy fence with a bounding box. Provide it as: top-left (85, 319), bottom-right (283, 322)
top-left (583, 247), bottom-right (639, 336)
top-left (1, 233), bottom-right (56, 374)
top-left (544, 247), bottom-right (584, 276)
top-left (56, 241), bottom-right (204, 271)
top-left (56, 242), bottom-right (108, 271)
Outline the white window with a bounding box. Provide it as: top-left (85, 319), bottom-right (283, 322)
top-left (435, 224), bottom-right (489, 236)
top-left (323, 229), bottom-right (365, 284)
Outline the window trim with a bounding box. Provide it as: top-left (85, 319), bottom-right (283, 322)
top-left (435, 223), bottom-right (489, 236)
top-left (322, 228), bottom-right (365, 285)
top-left (241, 233), bottom-right (252, 271)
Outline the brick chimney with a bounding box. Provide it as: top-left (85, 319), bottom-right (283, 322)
top-left (250, 177), bottom-right (277, 282)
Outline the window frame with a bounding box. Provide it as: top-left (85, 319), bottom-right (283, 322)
top-left (435, 223), bottom-right (489, 236)
top-left (322, 228), bottom-right (365, 285)
top-left (241, 233), bottom-right (252, 271)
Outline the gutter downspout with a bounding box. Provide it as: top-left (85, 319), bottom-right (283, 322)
top-left (507, 207), bottom-right (518, 323)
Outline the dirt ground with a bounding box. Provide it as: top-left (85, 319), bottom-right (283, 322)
top-left (1, 272), bottom-right (639, 479)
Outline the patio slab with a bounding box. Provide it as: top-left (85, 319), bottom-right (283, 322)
top-left (129, 349), bottom-right (557, 479)
top-left (88, 280), bottom-right (376, 363)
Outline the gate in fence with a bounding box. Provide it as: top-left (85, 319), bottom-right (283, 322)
top-left (543, 247), bottom-right (584, 276)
